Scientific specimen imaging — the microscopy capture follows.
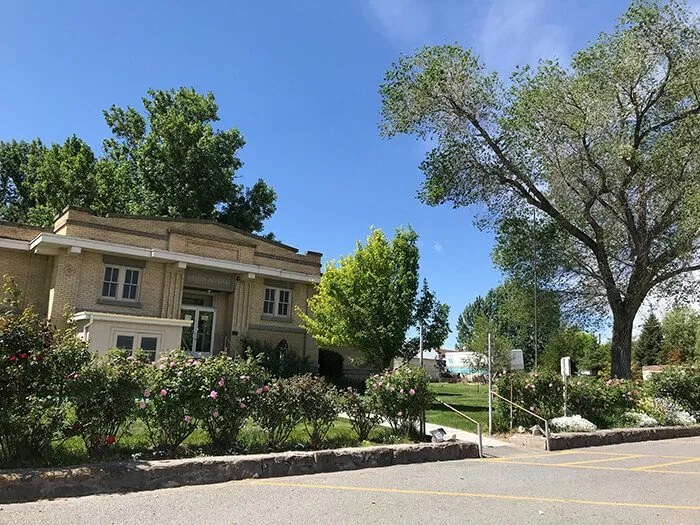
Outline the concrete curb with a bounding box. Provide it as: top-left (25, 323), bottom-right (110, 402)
top-left (0, 441), bottom-right (479, 504)
top-left (548, 424), bottom-right (700, 451)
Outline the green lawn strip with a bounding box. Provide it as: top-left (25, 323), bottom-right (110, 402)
top-left (38, 418), bottom-right (407, 469)
top-left (426, 383), bottom-right (489, 433)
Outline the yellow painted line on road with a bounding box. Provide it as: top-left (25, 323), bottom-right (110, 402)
top-left (494, 459), bottom-right (700, 475)
top-left (489, 451), bottom-right (576, 462)
top-left (248, 480), bottom-right (700, 511)
top-left (632, 457), bottom-right (700, 472)
top-left (560, 450), bottom-right (696, 460)
top-left (557, 454), bottom-right (643, 466)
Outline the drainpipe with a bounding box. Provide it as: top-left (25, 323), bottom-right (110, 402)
top-left (82, 314), bottom-right (94, 344)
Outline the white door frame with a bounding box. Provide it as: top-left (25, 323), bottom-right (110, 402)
top-left (181, 306), bottom-right (216, 357)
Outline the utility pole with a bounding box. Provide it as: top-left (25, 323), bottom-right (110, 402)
top-left (533, 208), bottom-right (538, 369)
top-left (488, 332), bottom-right (492, 436)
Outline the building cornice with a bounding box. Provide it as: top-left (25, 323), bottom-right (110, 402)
top-left (73, 311), bottom-right (193, 327)
top-left (28, 233), bottom-right (321, 284)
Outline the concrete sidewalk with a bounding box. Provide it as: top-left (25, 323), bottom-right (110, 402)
top-left (422, 421), bottom-right (509, 449)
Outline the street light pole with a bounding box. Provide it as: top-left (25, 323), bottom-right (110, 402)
top-left (488, 332), bottom-right (492, 436)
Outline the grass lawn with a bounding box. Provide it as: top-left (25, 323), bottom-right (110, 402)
top-left (426, 382), bottom-right (489, 433)
top-left (32, 418), bottom-right (407, 470)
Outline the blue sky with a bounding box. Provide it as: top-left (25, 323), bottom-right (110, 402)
top-left (0, 0), bottom-right (650, 346)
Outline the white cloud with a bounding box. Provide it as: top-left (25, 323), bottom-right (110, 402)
top-left (364, 0), bottom-right (570, 72)
top-left (364, 0), bottom-right (433, 48)
top-left (433, 241), bottom-right (443, 253)
top-left (478, 0), bottom-right (569, 70)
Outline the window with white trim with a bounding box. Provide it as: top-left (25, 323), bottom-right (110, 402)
top-left (263, 287), bottom-right (291, 318)
top-left (113, 332), bottom-right (160, 361)
top-left (101, 265), bottom-right (141, 302)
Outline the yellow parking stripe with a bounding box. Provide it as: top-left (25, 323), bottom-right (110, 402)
top-left (633, 457), bottom-right (700, 472)
top-left (558, 454), bottom-right (643, 466)
top-left (494, 459), bottom-right (700, 475)
top-left (248, 480), bottom-right (700, 511)
top-left (490, 451), bottom-right (575, 462)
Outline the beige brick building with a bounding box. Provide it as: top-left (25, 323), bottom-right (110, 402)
top-left (0, 207), bottom-right (321, 363)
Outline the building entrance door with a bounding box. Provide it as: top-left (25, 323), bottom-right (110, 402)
top-left (180, 293), bottom-right (216, 357)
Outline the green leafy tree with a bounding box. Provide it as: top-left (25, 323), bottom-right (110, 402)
top-left (402, 279), bottom-right (451, 360)
top-left (299, 227), bottom-right (420, 369)
top-left (379, 1), bottom-right (700, 378)
top-left (464, 316), bottom-right (513, 374)
top-left (634, 312), bottom-right (664, 366)
top-left (661, 306), bottom-right (699, 363)
top-left (539, 327), bottom-right (599, 374)
top-left (456, 279), bottom-right (560, 367)
top-left (0, 88), bottom-right (277, 233)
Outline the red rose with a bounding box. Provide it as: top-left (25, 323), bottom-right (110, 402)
top-left (20, 353), bottom-right (28, 359)
top-left (104, 435), bottom-right (116, 445)
top-left (9, 355), bottom-right (17, 363)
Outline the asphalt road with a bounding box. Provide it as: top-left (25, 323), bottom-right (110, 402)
top-left (1, 436), bottom-right (698, 525)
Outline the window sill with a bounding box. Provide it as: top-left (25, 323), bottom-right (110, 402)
top-left (260, 314), bottom-right (292, 323)
top-left (97, 298), bottom-right (142, 308)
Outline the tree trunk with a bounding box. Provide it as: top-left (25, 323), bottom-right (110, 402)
top-left (610, 309), bottom-right (635, 379)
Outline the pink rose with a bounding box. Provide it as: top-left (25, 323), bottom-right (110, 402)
top-left (263, 385), bottom-right (269, 392)
top-left (239, 402), bottom-right (247, 409)
top-left (409, 389), bottom-right (415, 396)
top-left (138, 401), bottom-right (146, 409)
top-left (160, 389), bottom-right (168, 396)
top-left (169, 361), bottom-right (177, 368)
top-left (400, 388), bottom-right (404, 394)
top-left (184, 415), bottom-right (192, 424)
top-left (210, 390), bottom-right (218, 399)
top-left (159, 364), bottom-right (166, 370)
top-left (213, 410), bottom-right (219, 418)
top-left (256, 388), bottom-right (263, 394)
top-left (372, 383), bottom-right (378, 389)
top-left (219, 378), bottom-right (226, 387)
top-left (144, 390), bottom-right (151, 398)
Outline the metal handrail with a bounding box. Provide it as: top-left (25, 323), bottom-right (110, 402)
top-left (436, 398), bottom-right (483, 457)
top-left (490, 390), bottom-right (550, 450)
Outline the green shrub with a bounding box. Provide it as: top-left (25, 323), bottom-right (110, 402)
top-left (318, 349), bottom-right (344, 379)
top-left (139, 350), bottom-right (206, 453)
top-left (196, 354), bottom-right (266, 451)
top-left (67, 349), bottom-right (146, 458)
top-left (494, 371), bottom-right (564, 431)
top-left (568, 378), bottom-right (640, 428)
top-left (241, 338), bottom-right (314, 378)
top-left (0, 280), bottom-right (92, 466)
top-left (294, 374), bottom-right (342, 448)
top-left (644, 367), bottom-right (700, 413)
top-left (366, 366), bottom-right (433, 435)
top-left (251, 377), bottom-right (304, 449)
top-left (343, 388), bottom-right (381, 441)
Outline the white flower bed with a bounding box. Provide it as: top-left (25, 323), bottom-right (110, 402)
top-left (623, 412), bottom-right (659, 428)
top-left (549, 415), bottom-right (597, 433)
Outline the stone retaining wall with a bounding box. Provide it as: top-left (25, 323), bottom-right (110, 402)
top-left (548, 424), bottom-right (700, 451)
top-left (0, 441), bottom-right (479, 504)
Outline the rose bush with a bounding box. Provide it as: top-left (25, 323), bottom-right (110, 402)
top-left (644, 367), bottom-right (700, 414)
top-left (252, 377), bottom-right (304, 449)
top-left (295, 374), bottom-right (342, 448)
top-left (494, 371), bottom-right (564, 430)
top-left (343, 388), bottom-right (381, 442)
top-left (67, 349), bottom-right (147, 458)
top-left (365, 366), bottom-right (432, 435)
top-left (138, 351), bottom-right (206, 453)
top-left (0, 278), bottom-right (91, 466)
top-left (568, 377), bottom-right (641, 428)
top-left (196, 354), bottom-right (265, 452)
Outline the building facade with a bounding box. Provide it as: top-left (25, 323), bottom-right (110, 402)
top-left (0, 207), bottom-right (321, 363)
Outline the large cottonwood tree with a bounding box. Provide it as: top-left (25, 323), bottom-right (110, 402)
top-left (379, 0), bottom-right (700, 378)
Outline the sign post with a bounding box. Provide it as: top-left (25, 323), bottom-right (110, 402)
top-left (488, 332), bottom-right (492, 436)
top-left (560, 356), bottom-right (571, 417)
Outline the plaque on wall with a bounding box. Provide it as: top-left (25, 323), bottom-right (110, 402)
top-left (184, 269), bottom-right (235, 292)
